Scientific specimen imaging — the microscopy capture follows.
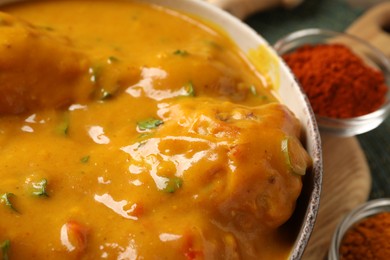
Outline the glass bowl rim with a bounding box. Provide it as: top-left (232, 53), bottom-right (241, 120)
top-left (274, 28), bottom-right (390, 125)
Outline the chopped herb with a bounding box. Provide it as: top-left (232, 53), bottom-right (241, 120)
top-left (57, 120), bottom-right (69, 135)
top-left (80, 156), bottom-right (90, 163)
top-left (56, 113), bottom-right (70, 135)
top-left (107, 56), bottom-right (119, 63)
top-left (89, 64), bottom-right (103, 84)
top-left (163, 177), bottom-right (183, 193)
top-left (0, 193), bottom-right (17, 212)
top-left (136, 140), bottom-right (147, 149)
top-left (260, 95), bottom-right (269, 100)
top-left (250, 85), bottom-right (269, 100)
top-left (31, 179), bottom-right (49, 197)
top-left (281, 137), bottom-right (310, 176)
top-left (0, 239), bottom-right (10, 260)
top-left (137, 118), bottom-right (163, 131)
top-left (183, 81), bottom-right (195, 97)
top-left (89, 62), bottom-right (119, 101)
top-left (100, 89), bottom-right (113, 100)
top-left (173, 49), bottom-right (189, 56)
top-left (250, 85), bottom-right (258, 96)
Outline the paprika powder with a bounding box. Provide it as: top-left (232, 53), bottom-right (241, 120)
top-left (282, 43), bottom-right (388, 118)
top-left (339, 212), bottom-right (390, 260)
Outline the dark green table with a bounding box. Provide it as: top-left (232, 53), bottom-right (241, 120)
top-left (245, 0), bottom-right (390, 199)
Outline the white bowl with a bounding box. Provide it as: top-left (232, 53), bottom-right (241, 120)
top-left (0, 0), bottom-right (323, 258)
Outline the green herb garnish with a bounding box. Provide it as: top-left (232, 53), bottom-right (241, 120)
top-left (89, 62), bottom-right (120, 101)
top-left (32, 179), bottom-right (49, 197)
top-left (80, 156), bottom-right (90, 164)
top-left (137, 118), bottom-right (164, 131)
top-left (163, 177), bottom-right (183, 193)
top-left (0, 193), bottom-right (17, 212)
top-left (107, 56), bottom-right (119, 63)
top-left (89, 64), bottom-right (103, 84)
top-left (57, 120), bottom-right (69, 135)
top-left (100, 89), bottom-right (113, 100)
top-left (260, 95), bottom-right (269, 101)
top-left (183, 81), bottom-right (195, 97)
top-left (250, 85), bottom-right (258, 96)
top-left (56, 112), bottom-right (70, 136)
top-left (250, 85), bottom-right (269, 100)
top-left (136, 140), bottom-right (148, 149)
top-left (281, 137), bottom-right (310, 176)
top-left (0, 239), bottom-right (10, 260)
top-left (173, 49), bottom-right (189, 56)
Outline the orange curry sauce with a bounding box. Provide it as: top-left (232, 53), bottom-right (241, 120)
top-left (0, 0), bottom-right (311, 259)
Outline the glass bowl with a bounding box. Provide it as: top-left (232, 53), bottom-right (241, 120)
top-left (328, 198), bottom-right (390, 260)
top-left (274, 28), bottom-right (390, 137)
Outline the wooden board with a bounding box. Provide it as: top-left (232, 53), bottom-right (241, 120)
top-left (302, 134), bottom-right (371, 259)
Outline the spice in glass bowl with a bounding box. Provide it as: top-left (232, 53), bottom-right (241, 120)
top-left (282, 43), bottom-right (388, 119)
top-left (339, 212), bottom-right (390, 259)
top-left (328, 199), bottom-right (390, 260)
top-left (274, 28), bottom-right (390, 136)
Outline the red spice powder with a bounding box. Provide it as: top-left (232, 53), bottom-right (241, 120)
top-left (339, 212), bottom-right (390, 260)
top-left (282, 44), bottom-right (388, 118)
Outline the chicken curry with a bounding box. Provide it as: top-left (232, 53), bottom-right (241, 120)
top-left (0, 0), bottom-right (312, 259)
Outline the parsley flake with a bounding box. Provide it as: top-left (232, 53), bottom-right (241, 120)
top-left (250, 85), bottom-right (258, 96)
top-left (32, 179), bottom-right (49, 197)
top-left (0, 239), bottom-right (10, 260)
top-left (183, 81), bottom-right (195, 97)
top-left (173, 49), bottom-right (189, 56)
top-left (100, 89), bottom-right (113, 100)
top-left (0, 193), bottom-right (17, 212)
top-left (107, 56), bottom-right (119, 63)
top-left (163, 177), bottom-right (183, 193)
top-left (137, 118), bottom-right (163, 131)
top-left (56, 112), bottom-right (70, 136)
top-left (281, 137), bottom-right (310, 176)
top-left (80, 156), bottom-right (90, 164)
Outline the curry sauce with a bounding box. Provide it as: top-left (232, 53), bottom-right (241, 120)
top-left (0, 0), bottom-right (311, 259)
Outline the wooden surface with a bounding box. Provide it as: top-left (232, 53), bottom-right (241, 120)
top-left (346, 2), bottom-right (390, 57)
top-left (302, 135), bottom-right (371, 259)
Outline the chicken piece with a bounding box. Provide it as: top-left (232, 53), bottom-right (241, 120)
top-left (0, 12), bottom-right (94, 114)
top-left (131, 98), bottom-right (311, 232)
top-left (164, 99), bottom-right (309, 229)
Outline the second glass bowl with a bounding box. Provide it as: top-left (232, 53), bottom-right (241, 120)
top-left (328, 198), bottom-right (390, 260)
top-left (274, 28), bottom-right (390, 137)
